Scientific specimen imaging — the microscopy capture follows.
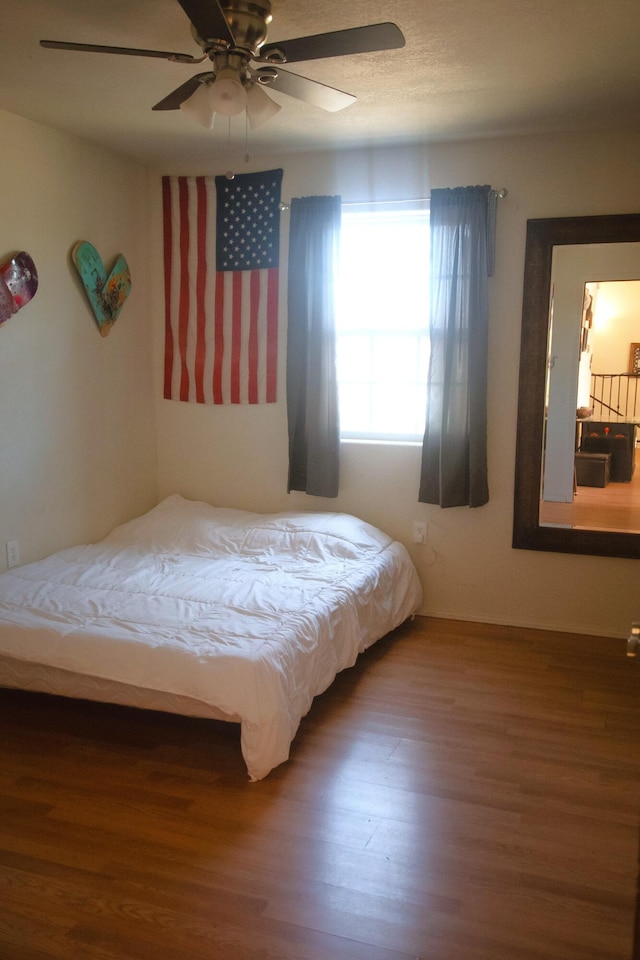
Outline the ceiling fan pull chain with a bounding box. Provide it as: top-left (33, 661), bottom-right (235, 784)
top-left (225, 116), bottom-right (235, 180)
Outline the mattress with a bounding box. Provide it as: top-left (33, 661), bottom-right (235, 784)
top-left (0, 494), bottom-right (423, 780)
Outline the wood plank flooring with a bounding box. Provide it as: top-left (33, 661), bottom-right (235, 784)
top-left (0, 616), bottom-right (638, 960)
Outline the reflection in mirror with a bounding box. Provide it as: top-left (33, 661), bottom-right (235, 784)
top-left (540, 246), bottom-right (640, 533)
top-left (513, 213), bottom-right (640, 559)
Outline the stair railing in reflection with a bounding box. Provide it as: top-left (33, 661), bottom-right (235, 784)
top-left (591, 374), bottom-right (640, 422)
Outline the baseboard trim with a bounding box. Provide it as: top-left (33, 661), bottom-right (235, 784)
top-left (412, 608), bottom-right (622, 640)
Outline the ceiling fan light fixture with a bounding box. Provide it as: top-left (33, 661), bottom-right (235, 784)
top-left (246, 82), bottom-right (281, 129)
top-left (179, 80), bottom-right (216, 128)
top-left (209, 70), bottom-right (248, 117)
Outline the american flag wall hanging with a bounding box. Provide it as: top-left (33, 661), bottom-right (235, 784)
top-left (162, 168), bottom-right (283, 404)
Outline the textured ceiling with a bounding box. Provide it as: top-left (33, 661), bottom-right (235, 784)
top-left (1, 0), bottom-right (639, 169)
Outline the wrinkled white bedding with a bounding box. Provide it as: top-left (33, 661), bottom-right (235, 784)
top-left (0, 495), bottom-right (423, 779)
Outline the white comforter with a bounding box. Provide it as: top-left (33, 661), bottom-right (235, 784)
top-left (0, 495), bottom-right (422, 780)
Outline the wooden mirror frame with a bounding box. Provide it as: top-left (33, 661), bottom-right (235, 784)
top-left (513, 212), bottom-right (640, 559)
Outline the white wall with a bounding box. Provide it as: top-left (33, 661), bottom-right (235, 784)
top-left (3, 109), bottom-right (638, 640)
top-left (591, 280), bottom-right (640, 373)
top-left (0, 110), bottom-right (158, 567)
top-left (151, 128), bottom-right (640, 639)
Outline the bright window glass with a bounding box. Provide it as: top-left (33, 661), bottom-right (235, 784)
top-left (335, 203), bottom-right (430, 441)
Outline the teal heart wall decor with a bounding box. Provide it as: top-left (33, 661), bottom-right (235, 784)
top-left (72, 241), bottom-right (132, 337)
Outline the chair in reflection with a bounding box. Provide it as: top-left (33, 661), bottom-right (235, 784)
top-left (579, 421), bottom-right (637, 482)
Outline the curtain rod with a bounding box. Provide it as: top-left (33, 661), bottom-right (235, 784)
top-left (278, 187), bottom-right (508, 212)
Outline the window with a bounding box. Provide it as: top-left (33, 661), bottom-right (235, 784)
top-left (335, 201), bottom-right (430, 442)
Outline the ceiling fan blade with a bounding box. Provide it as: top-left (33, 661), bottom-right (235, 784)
top-left (255, 68), bottom-right (356, 113)
top-left (260, 22), bottom-right (405, 64)
top-left (176, 0), bottom-right (235, 45)
top-left (152, 73), bottom-right (212, 111)
top-left (40, 39), bottom-right (202, 63)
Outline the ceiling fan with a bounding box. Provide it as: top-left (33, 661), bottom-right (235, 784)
top-left (40, 0), bottom-right (405, 130)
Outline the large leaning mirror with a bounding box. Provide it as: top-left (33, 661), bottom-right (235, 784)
top-left (513, 213), bottom-right (640, 559)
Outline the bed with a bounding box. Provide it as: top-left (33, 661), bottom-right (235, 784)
top-left (0, 495), bottom-right (423, 780)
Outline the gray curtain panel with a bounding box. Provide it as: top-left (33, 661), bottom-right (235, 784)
top-left (286, 195), bottom-right (341, 497)
top-left (419, 185), bottom-right (491, 507)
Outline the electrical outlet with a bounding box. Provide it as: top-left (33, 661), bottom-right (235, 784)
top-left (6, 540), bottom-right (20, 568)
top-left (412, 521), bottom-right (427, 545)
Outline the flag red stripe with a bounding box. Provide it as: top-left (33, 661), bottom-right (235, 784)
top-left (230, 271), bottom-right (243, 404)
top-left (266, 268), bottom-right (279, 403)
top-left (161, 177), bottom-right (174, 400)
top-left (177, 179), bottom-right (191, 402)
top-left (248, 271), bottom-right (260, 404)
top-left (213, 271), bottom-right (225, 405)
top-left (194, 177), bottom-right (208, 404)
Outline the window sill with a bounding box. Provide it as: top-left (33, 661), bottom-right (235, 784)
top-left (340, 437), bottom-right (422, 448)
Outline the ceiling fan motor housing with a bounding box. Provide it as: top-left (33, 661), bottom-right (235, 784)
top-left (214, 0), bottom-right (272, 56)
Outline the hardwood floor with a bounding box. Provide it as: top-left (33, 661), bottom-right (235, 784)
top-left (0, 617), bottom-right (638, 960)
